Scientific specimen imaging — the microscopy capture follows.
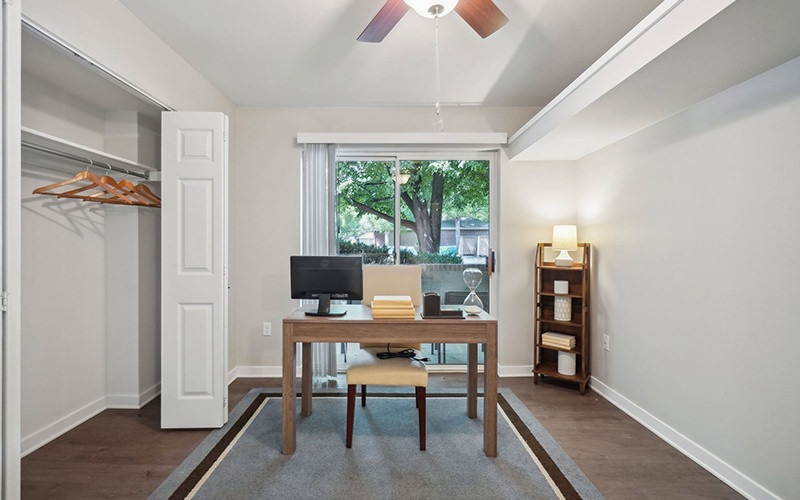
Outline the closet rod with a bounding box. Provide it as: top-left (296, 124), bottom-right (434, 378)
top-left (21, 16), bottom-right (175, 113)
top-left (22, 141), bottom-right (150, 180)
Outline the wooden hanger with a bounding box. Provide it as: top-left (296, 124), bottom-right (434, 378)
top-left (33, 166), bottom-right (161, 208)
top-left (87, 177), bottom-right (152, 206)
top-left (32, 168), bottom-right (127, 202)
top-left (63, 173), bottom-right (135, 205)
top-left (133, 183), bottom-right (162, 208)
top-left (118, 179), bottom-right (157, 206)
top-left (32, 168), bottom-right (92, 196)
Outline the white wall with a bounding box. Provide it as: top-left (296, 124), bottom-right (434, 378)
top-left (20, 163), bottom-right (107, 452)
top-left (577, 56), bottom-right (800, 500)
top-left (497, 158), bottom-right (577, 371)
top-left (230, 106), bottom-right (548, 373)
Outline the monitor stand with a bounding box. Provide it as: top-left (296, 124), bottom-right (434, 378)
top-left (304, 294), bottom-right (347, 317)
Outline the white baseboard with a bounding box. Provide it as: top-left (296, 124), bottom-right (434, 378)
top-left (230, 364), bottom-right (533, 379)
top-left (106, 383), bottom-right (161, 409)
top-left (590, 377), bottom-right (779, 500)
top-left (21, 395), bottom-right (107, 457)
top-left (139, 382), bottom-right (161, 406)
top-left (105, 393), bottom-right (141, 409)
top-left (499, 364), bottom-right (535, 377)
top-left (232, 365), bottom-right (285, 378)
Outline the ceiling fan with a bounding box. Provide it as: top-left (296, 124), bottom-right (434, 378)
top-left (358, 0), bottom-right (509, 43)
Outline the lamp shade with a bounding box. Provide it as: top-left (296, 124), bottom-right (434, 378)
top-left (404, 0), bottom-right (458, 18)
top-left (552, 225), bottom-right (578, 251)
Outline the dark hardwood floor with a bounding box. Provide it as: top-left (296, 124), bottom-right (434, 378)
top-left (21, 375), bottom-right (743, 499)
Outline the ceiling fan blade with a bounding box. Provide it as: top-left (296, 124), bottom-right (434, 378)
top-left (357, 0), bottom-right (411, 43)
top-left (454, 0), bottom-right (509, 39)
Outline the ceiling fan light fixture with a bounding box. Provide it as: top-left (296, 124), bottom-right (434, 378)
top-left (403, 0), bottom-right (458, 18)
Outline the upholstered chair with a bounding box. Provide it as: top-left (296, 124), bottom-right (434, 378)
top-left (345, 265), bottom-right (428, 450)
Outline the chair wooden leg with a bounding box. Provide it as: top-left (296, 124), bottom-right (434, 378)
top-left (361, 384), bottom-right (367, 407)
top-left (416, 386), bottom-right (426, 451)
top-left (346, 384), bottom-right (356, 448)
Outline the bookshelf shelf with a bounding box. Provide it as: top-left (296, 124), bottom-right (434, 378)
top-left (533, 242), bottom-right (591, 394)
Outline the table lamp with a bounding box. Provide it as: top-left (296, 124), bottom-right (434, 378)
top-left (552, 225), bottom-right (578, 267)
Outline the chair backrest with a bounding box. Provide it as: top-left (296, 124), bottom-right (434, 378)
top-left (361, 265), bottom-right (422, 306)
top-left (361, 264), bottom-right (422, 351)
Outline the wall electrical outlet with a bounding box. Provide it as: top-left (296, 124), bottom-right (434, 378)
top-left (602, 334), bottom-right (610, 351)
top-left (262, 321), bottom-right (272, 336)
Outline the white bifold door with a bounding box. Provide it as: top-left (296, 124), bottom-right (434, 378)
top-left (161, 112), bottom-right (229, 428)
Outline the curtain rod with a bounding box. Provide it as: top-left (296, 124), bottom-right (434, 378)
top-left (22, 141), bottom-right (150, 180)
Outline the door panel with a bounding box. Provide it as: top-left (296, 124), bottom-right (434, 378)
top-left (161, 112), bottom-right (228, 428)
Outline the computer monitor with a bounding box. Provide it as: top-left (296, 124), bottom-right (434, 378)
top-left (290, 255), bottom-right (364, 316)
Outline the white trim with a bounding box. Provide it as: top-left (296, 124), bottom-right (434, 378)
top-left (2, 0), bottom-right (23, 496)
top-left (22, 127), bottom-right (157, 173)
top-left (230, 364), bottom-right (530, 379)
top-left (233, 365), bottom-right (286, 379)
top-left (498, 365), bottom-right (536, 378)
top-left (506, 0), bottom-right (737, 160)
top-left (105, 383), bottom-right (161, 409)
top-left (105, 395), bottom-right (143, 409)
top-left (20, 396), bottom-right (106, 457)
top-left (297, 132), bottom-right (507, 146)
top-left (590, 377), bottom-right (779, 500)
top-left (23, 381), bottom-right (163, 456)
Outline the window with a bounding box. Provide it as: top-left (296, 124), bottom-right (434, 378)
top-left (335, 153), bottom-right (495, 366)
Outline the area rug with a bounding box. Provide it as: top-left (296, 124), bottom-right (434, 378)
top-left (150, 388), bottom-right (603, 500)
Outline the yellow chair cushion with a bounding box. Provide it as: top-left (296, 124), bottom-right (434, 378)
top-left (346, 347), bottom-right (428, 387)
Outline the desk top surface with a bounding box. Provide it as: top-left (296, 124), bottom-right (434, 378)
top-left (283, 304), bottom-right (496, 323)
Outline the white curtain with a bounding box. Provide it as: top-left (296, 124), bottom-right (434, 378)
top-left (301, 143), bottom-right (339, 387)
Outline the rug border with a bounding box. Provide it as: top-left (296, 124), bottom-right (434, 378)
top-left (149, 388), bottom-right (604, 500)
top-left (498, 387), bottom-right (604, 500)
top-left (148, 389), bottom-right (269, 500)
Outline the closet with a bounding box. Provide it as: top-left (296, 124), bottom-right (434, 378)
top-left (20, 21), bottom-right (165, 455)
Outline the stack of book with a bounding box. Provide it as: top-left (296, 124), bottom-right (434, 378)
top-left (542, 332), bottom-right (576, 350)
top-left (371, 295), bottom-right (415, 319)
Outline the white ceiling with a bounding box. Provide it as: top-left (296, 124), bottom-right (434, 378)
top-left (116, 0), bottom-right (663, 108)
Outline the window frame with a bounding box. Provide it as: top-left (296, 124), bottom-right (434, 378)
top-left (335, 150), bottom-right (499, 270)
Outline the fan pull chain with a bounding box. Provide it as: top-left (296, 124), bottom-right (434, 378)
top-left (434, 11), bottom-right (444, 132)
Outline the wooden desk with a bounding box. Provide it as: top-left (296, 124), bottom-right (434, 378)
top-left (282, 304), bottom-right (498, 457)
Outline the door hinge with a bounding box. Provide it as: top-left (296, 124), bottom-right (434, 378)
top-left (1, 291), bottom-right (9, 312)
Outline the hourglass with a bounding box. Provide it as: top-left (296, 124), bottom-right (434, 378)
top-left (462, 268), bottom-right (484, 315)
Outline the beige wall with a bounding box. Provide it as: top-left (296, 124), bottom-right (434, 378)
top-left (577, 56), bottom-right (800, 499)
top-left (229, 105), bottom-right (564, 373)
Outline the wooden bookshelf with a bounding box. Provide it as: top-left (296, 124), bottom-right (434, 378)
top-left (533, 243), bottom-right (591, 394)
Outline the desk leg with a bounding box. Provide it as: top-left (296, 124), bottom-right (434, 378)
top-left (281, 324), bottom-right (296, 455)
top-left (301, 342), bottom-right (312, 416)
top-left (484, 324), bottom-right (498, 457)
top-left (467, 344), bottom-right (478, 419)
